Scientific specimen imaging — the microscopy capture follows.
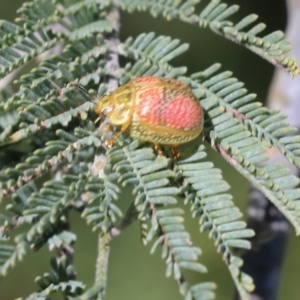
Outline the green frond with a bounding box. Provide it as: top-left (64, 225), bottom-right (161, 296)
top-left (0, 239), bottom-right (27, 277)
top-left (121, 32), bottom-right (189, 64)
top-left (0, 88), bottom-right (18, 138)
top-left (25, 279), bottom-right (84, 299)
top-left (106, 139), bottom-right (216, 299)
top-left (198, 1), bottom-right (298, 76)
top-left (120, 0), bottom-right (200, 21)
top-left (0, 127), bottom-right (100, 200)
top-left (48, 230), bottom-right (76, 250)
top-left (180, 65), bottom-right (300, 233)
top-left (0, 0), bottom-right (112, 134)
top-left (4, 165), bottom-right (89, 252)
top-left (0, 1), bottom-right (299, 299)
top-left (28, 255), bottom-right (84, 298)
top-left (15, 39), bottom-right (107, 88)
top-left (175, 144), bottom-right (254, 299)
top-left (118, 33), bottom-right (189, 83)
top-left (17, 0), bottom-right (111, 27)
top-left (0, 36), bottom-right (107, 145)
top-left (0, 19), bottom-right (61, 78)
top-left (120, 0), bottom-right (299, 76)
top-left (189, 65), bottom-right (300, 169)
top-left (120, 40), bottom-right (300, 227)
top-left (82, 162), bottom-right (123, 233)
top-left (0, 0), bottom-right (115, 78)
top-left (120, 58), bottom-right (187, 85)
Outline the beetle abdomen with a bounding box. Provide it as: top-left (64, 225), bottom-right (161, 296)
top-left (130, 77), bottom-right (203, 144)
top-left (130, 118), bottom-right (202, 144)
top-left (95, 76), bottom-right (203, 145)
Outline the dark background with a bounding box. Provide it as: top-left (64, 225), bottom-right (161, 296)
top-left (1, 0), bottom-right (300, 299)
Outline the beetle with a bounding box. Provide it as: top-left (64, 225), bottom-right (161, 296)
top-left (94, 76), bottom-right (203, 146)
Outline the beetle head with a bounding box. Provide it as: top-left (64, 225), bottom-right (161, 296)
top-left (95, 83), bottom-right (137, 126)
top-left (95, 94), bottom-right (114, 115)
top-left (95, 92), bottom-right (133, 126)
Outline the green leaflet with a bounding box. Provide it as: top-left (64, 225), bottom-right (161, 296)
top-left (0, 129), bottom-right (100, 200)
top-left (107, 140), bottom-right (215, 299)
top-left (175, 144), bottom-right (255, 299)
top-left (0, 240), bottom-right (27, 277)
top-left (0, 1), bottom-right (299, 299)
top-left (120, 0), bottom-right (299, 75)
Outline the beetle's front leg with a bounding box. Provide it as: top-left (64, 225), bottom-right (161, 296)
top-left (105, 120), bottom-right (132, 148)
top-left (170, 145), bottom-right (180, 159)
top-left (154, 144), bottom-right (163, 156)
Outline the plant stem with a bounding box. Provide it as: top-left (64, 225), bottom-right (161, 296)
top-left (93, 2), bottom-right (121, 299)
top-left (112, 201), bottom-right (139, 236)
top-left (95, 233), bottom-right (111, 299)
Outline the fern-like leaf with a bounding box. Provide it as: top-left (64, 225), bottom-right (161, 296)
top-left (107, 139), bottom-right (216, 299)
top-left (120, 0), bottom-right (299, 76)
top-left (176, 144), bottom-right (255, 299)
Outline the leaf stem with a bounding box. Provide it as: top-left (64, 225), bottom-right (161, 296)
top-left (93, 2), bottom-right (121, 299)
top-left (95, 233), bottom-right (111, 299)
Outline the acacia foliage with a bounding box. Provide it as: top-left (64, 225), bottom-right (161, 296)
top-left (0, 1), bottom-right (299, 300)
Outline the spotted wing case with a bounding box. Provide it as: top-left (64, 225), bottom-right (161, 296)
top-left (130, 77), bottom-right (203, 145)
top-left (95, 76), bottom-right (203, 145)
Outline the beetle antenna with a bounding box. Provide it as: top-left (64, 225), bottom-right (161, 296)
top-left (70, 83), bottom-right (97, 100)
top-left (70, 83), bottom-right (90, 94)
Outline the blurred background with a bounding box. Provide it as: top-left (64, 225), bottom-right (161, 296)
top-left (1, 0), bottom-right (300, 299)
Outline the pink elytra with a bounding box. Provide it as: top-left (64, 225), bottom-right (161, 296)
top-left (95, 76), bottom-right (203, 145)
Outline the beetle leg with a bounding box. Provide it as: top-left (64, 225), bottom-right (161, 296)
top-left (94, 116), bottom-right (101, 124)
top-left (105, 120), bottom-right (132, 148)
top-left (153, 144), bottom-right (180, 158)
top-left (170, 145), bottom-right (180, 159)
top-left (154, 144), bottom-right (163, 156)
